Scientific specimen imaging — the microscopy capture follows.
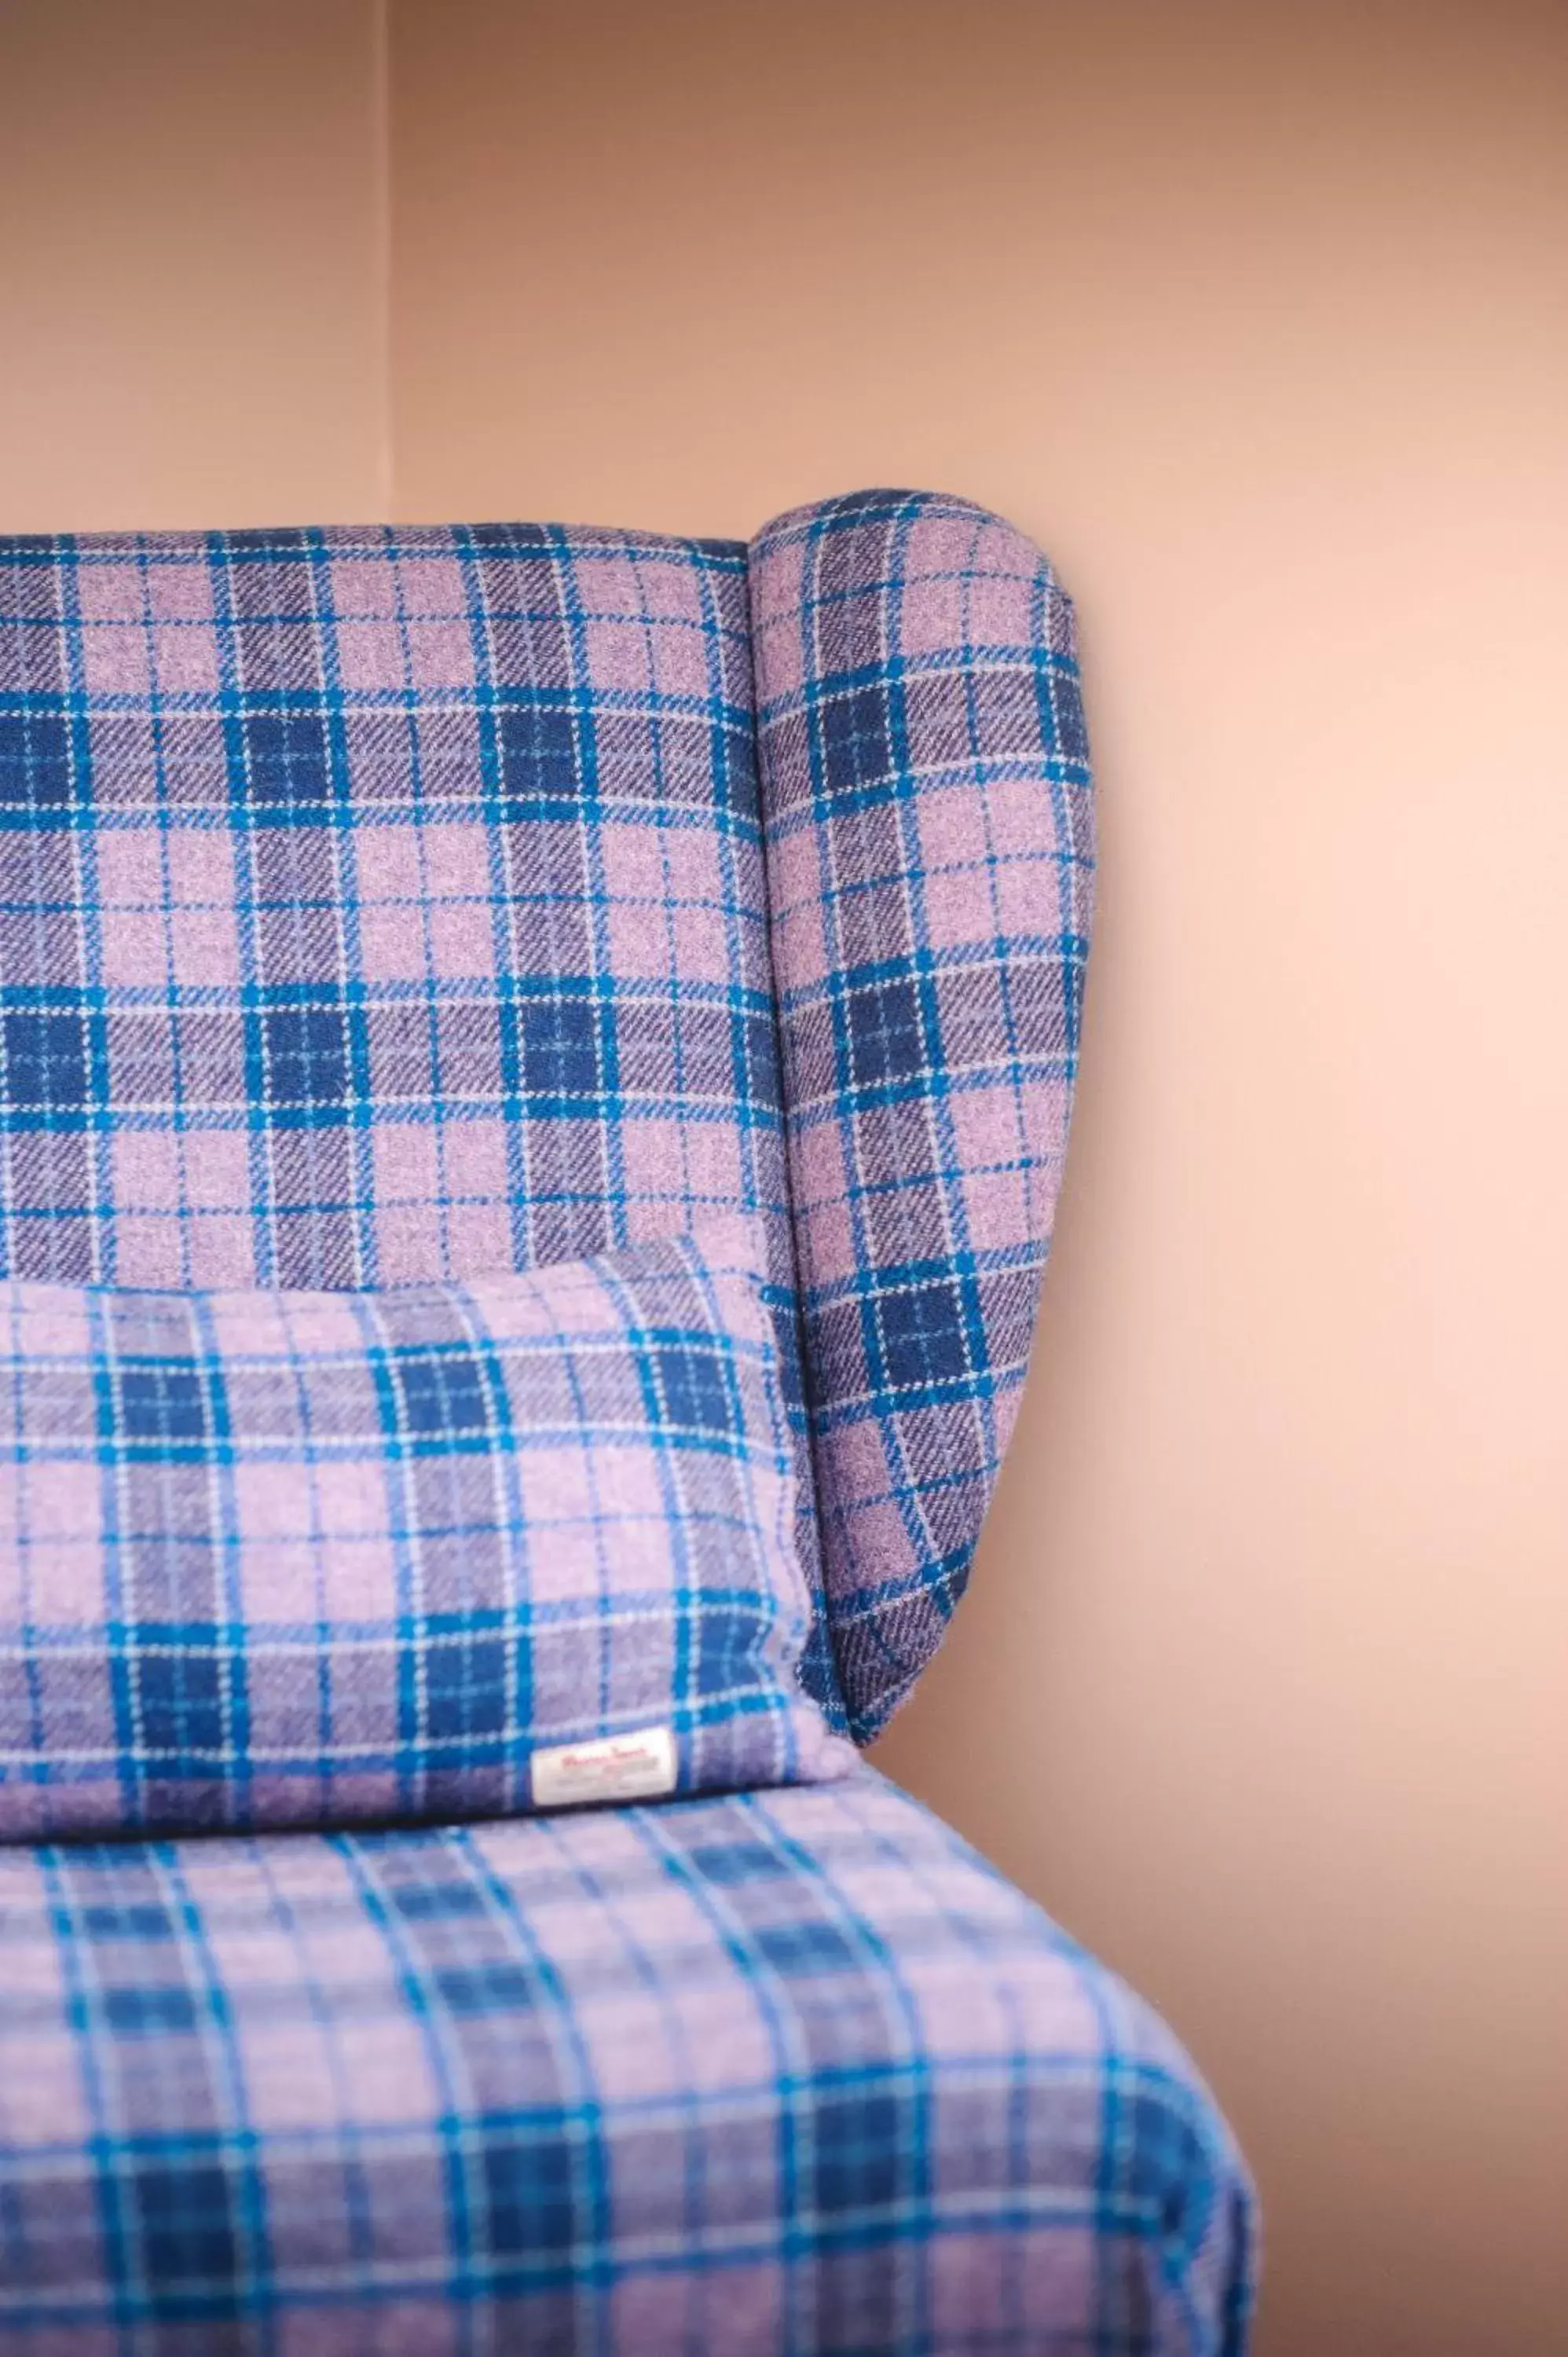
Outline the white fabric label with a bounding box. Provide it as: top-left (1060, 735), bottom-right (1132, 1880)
top-left (530, 1725), bottom-right (678, 1809)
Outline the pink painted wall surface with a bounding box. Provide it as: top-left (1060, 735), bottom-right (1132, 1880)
top-left (0, 0), bottom-right (388, 530)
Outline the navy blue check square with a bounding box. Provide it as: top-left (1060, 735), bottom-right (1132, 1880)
top-left (0, 709), bottom-right (72, 822)
top-left (1, 1007), bottom-right (89, 1123)
top-left (130, 2161), bottom-right (238, 2291)
top-left (694, 1601), bottom-right (766, 1692)
top-left (420, 1626), bottom-right (510, 1747)
top-left (738, 1006), bottom-right (781, 1101)
top-left (482, 2135), bottom-right (576, 2254)
top-left (875, 1275), bottom-right (971, 1393)
top-left (258, 1004), bottom-right (354, 1119)
top-left (115, 1358), bottom-right (211, 1447)
top-left (134, 1640), bottom-right (225, 1769)
top-left (101, 1985), bottom-right (199, 2038)
top-left (434, 1958), bottom-right (537, 2016)
top-left (814, 2086), bottom-right (907, 2217)
top-left (391, 1343), bottom-right (492, 1445)
top-left (498, 706), bottom-right (578, 798)
top-left (237, 713), bottom-right (333, 812)
top-left (654, 1338), bottom-right (736, 1441)
top-left (519, 995), bottom-right (601, 1106)
top-left (846, 975), bottom-right (928, 1089)
top-left (822, 684), bottom-right (892, 794)
top-left (752, 1916), bottom-right (859, 1978)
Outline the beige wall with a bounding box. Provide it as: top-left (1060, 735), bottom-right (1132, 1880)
top-left (4, 4), bottom-right (1567, 2350)
top-left (0, 0), bottom-right (389, 530)
top-left (401, 16), bottom-right (1568, 2342)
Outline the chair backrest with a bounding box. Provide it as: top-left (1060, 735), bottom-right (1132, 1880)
top-left (0, 489), bottom-right (1092, 1739)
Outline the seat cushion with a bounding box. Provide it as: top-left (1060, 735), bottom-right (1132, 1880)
top-left (0, 1769), bottom-right (1254, 2355)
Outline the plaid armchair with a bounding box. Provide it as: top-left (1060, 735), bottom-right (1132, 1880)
top-left (0, 489), bottom-right (1255, 2352)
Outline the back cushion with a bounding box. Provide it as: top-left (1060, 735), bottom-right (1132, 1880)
top-left (0, 1219), bottom-right (847, 1839)
top-left (0, 524), bottom-right (786, 1294)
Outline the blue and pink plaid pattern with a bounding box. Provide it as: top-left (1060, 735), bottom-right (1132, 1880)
top-left (0, 1767), bottom-right (1253, 2354)
top-left (0, 1220), bottom-right (845, 1838)
top-left (752, 492), bottom-right (1094, 1736)
top-left (0, 521), bottom-right (779, 1293)
top-left (0, 493), bottom-right (1256, 2348)
top-left (0, 515), bottom-right (848, 1711)
top-left (0, 497), bottom-right (1088, 1731)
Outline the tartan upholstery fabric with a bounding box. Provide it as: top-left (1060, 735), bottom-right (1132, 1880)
top-left (751, 491), bottom-right (1094, 1736)
top-left (0, 494), bottom-right (1090, 1728)
top-left (0, 522), bottom-right (779, 1294)
top-left (0, 1220), bottom-right (846, 1839)
top-left (0, 1766), bottom-right (1253, 2356)
top-left (0, 493), bottom-right (1257, 2348)
top-left (0, 515), bottom-right (844, 1711)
